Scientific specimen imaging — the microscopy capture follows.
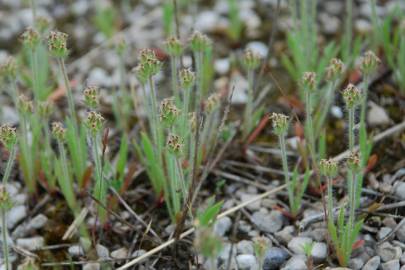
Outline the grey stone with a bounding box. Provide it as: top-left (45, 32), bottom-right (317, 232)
top-left (214, 58), bottom-right (230, 75)
top-left (237, 240), bottom-right (254, 255)
top-left (348, 257), bottom-right (364, 270)
top-left (377, 242), bottom-right (402, 262)
top-left (195, 11), bottom-right (219, 32)
top-left (319, 13), bottom-right (340, 34)
top-left (246, 41), bottom-right (268, 58)
top-left (213, 216), bottom-right (232, 237)
top-left (400, 252), bottom-right (405, 264)
top-left (16, 237), bottom-right (44, 251)
top-left (368, 102), bottom-right (391, 126)
top-left (7, 205), bottom-right (27, 229)
top-left (382, 259), bottom-right (400, 270)
top-left (82, 263), bottom-right (100, 270)
top-left (281, 255), bottom-right (308, 270)
top-left (68, 245), bottom-right (84, 257)
top-left (394, 182), bottom-right (405, 200)
top-left (240, 193), bottom-right (261, 211)
top-left (236, 254), bottom-right (258, 270)
top-left (287, 237), bottom-right (313, 255)
top-left (132, 249), bottom-right (146, 258)
top-left (96, 244), bottom-right (109, 259)
top-left (263, 247), bottom-right (289, 270)
top-left (275, 226), bottom-right (295, 244)
top-left (379, 227), bottom-right (393, 240)
top-left (363, 256), bottom-right (380, 270)
top-left (252, 211), bottom-right (283, 233)
top-left (311, 242), bottom-right (327, 263)
top-left (355, 19), bottom-right (372, 33)
top-left (110, 248), bottom-right (128, 259)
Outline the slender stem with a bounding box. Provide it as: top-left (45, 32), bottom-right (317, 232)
top-left (148, 76), bottom-right (161, 150)
top-left (171, 56), bottom-right (179, 102)
top-left (30, 48), bottom-right (40, 101)
top-left (58, 140), bottom-right (76, 211)
top-left (1, 146), bottom-right (17, 186)
top-left (243, 69), bottom-right (255, 138)
top-left (8, 78), bottom-right (19, 107)
top-left (326, 176), bottom-right (334, 225)
top-left (279, 135), bottom-right (294, 211)
top-left (92, 135), bottom-right (106, 222)
top-left (194, 51), bottom-right (203, 112)
top-left (1, 208), bottom-right (9, 270)
top-left (58, 58), bottom-right (76, 122)
top-left (316, 81), bottom-right (336, 133)
top-left (305, 90), bottom-right (316, 164)
top-left (348, 107), bottom-right (355, 151)
top-left (360, 75), bottom-right (369, 131)
top-left (20, 115), bottom-right (34, 192)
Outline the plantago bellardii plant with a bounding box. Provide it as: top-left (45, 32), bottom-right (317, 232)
top-left (0, 187), bottom-right (12, 270)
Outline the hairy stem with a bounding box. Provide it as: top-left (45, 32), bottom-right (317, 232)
top-left (1, 146), bottom-right (16, 186)
top-left (57, 58), bottom-right (76, 122)
top-left (243, 69), bottom-right (255, 138)
top-left (348, 107), bottom-right (355, 151)
top-left (279, 134), bottom-right (294, 212)
top-left (305, 90), bottom-right (316, 164)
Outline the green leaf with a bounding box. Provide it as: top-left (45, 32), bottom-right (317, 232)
top-left (197, 199), bottom-right (223, 227)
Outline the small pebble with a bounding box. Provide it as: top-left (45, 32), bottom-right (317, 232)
top-left (82, 263), bottom-right (100, 270)
top-left (16, 236), bottom-right (44, 251)
top-left (263, 247), bottom-right (289, 270)
top-left (394, 182), bottom-right (405, 200)
top-left (237, 240), bottom-right (254, 255)
top-left (275, 226), bottom-right (295, 244)
top-left (311, 242), bottom-right (327, 263)
top-left (378, 227), bottom-right (393, 240)
top-left (68, 245), bottom-right (84, 257)
top-left (252, 211), bottom-right (283, 233)
top-left (213, 216), bottom-right (232, 237)
top-left (348, 257), bottom-right (364, 270)
top-left (110, 247), bottom-right (128, 259)
top-left (377, 242), bottom-right (402, 262)
top-left (281, 255), bottom-right (308, 270)
top-left (287, 237), bottom-right (313, 255)
top-left (96, 244), bottom-right (109, 259)
top-left (7, 205), bottom-right (27, 229)
top-left (236, 254), bottom-right (258, 270)
top-left (363, 256), bottom-right (381, 270)
top-left (381, 259), bottom-right (400, 270)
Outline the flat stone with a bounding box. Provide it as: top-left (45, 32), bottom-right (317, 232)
top-left (381, 259), bottom-right (400, 270)
top-left (377, 242), bottom-right (402, 262)
top-left (263, 247), bottom-right (289, 270)
top-left (311, 242), bottom-right (327, 263)
top-left (281, 255), bottom-right (308, 270)
top-left (213, 216), bottom-right (232, 237)
top-left (287, 237), bottom-right (313, 255)
top-left (7, 205), bottom-right (27, 229)
top-left (236, 254), bottom-right (258, 270)
top-left (240, 193), bottom-right (261, 211)
top-left (363, 256), bottom-right (380, 270)
top-left (237, 240), bottom-right (254, 255)
top-left (348, 257), bottom-right (364, 270)
top-left (252, 211), bottom-right (283, 233)
top-left (378, 227), bottom-right (393, 240)
top-left (110, 247), bottom-right (128, 259)
top-left (16, 237), bottom-right (44, 251)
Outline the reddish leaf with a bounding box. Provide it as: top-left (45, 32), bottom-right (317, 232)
top-left (278, 95), bottom-right (305, 113)
top-left (80, 166), bottom-right (93, 190)
top-left (273, 205), bottom-right (296, 220)
top-left (245, 113), bottom-right (270, 147)
top-left (294, 122), bottom-right (305, 139)
top-left (347, 69), bottom-right (362, 85)
top-left (365, 154), bottom-right (378, 173)
top-left (352, 239), bottom-right (365, 250)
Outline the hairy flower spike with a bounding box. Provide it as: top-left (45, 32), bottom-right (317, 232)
top-left (83, 86), bottom-right (100, 109)
top-left (160, 97), bottom-right (180, 126)
top-left (51, 122), bottom-right (66, 141)
top-left (17, 94), bottom-right (34, 114)
top-left (189, 31), bottom-right (211, 52)
top-left (205, 93), bottom-right (221, 113)
top-left (347, 151), bottom-right (361, 172)
top-left (326, 58), bottom-right (345, 81)
top-left (0, 125), bottom-right (17, 150)
top-left (165, 36), bottom-right (183, 57)
top-left (48, 30), bottom-right (69, 58)
top-left (0, 56), bottom-right (17, 79)
top-left (167, 134), bottom-right (183, 156)
top-left (179, 68), bottom-right (195, 89)
top-left (0, 186), bottom-right (12, 210)
top-left (134, 49), bottom-right (161, 84)
top-left (85, 111), bottom-right (104, 135)
top-left (242, 49), bottom-right (261, 70)
top-left (38, 101), bottom-right (54, 118)
top-left (319, 158), bottom-right (338, 178)
top-left (342, 84), bottom-right (362, 108)
top-left (21, 28), bottom-right (40, 48)
top-left (270, 113), bottom-right (289, 136)
top-left (302, 72), bottom-right (316, 91)
top-left (360, 50), bottom-right (380, 75)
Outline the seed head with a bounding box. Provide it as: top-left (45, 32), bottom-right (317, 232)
top-left (38, 101), bottom-right (54, 118)
top-left (134, 49), bottom-right (161, 84)
top-left (347, 151), bottom-right (361, 172)
top-left (17, 94), bottom-right (34, 114)
top-left (114, 34), bottom-right (127, 56)
top-left (342, 84), bottom-right (362, 108)
top-left (21, 27), bottom-right (40, 48)
top-left (319, 158), bottom-right (338, 178)
top-left (36, 16), bottom-right (51, 34)
top-left (83, 85), bottom-right (100, 109)
top-left (302, 72), bottom-right (316, 91)
top-left (0, 56), bottom-right (17, 79)
top-left (205, 93), bottom-right (221, 113)
top-left (189, 31), bottom-right (211, 52)
top-left (160, 97), bottom-right (180, 127)
top-left (166, 134), bottom-right (183, 156)
top-left (85, 111), bottom-right (104, 135)
top-left (253, 236), bottom-right (269, 261)
top-left (0, 125), bottom-right (17, 150)
top-left (326, 58), bottom-right (345, 81)
top-left (0, 186), bottom-right (12, 210)
top-left (51, 122), bottom-right (66, 141)
top-left (179, 68), bottom-right (195, 89)
top-left (270, 113), bottom-right (289, 136)
top-left (242, 49), bottom-right (261, 70)
top-left (360, 50), bottom-right (380, 75)
top-left (164, 36), bottom-right (183, 57)
top-left (48, 30), bottom-right (69, 58)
